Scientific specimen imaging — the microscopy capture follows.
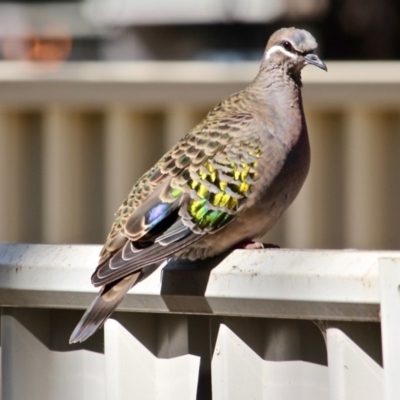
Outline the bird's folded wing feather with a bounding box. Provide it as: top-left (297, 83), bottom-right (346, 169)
top-left (92, 112), bottom-right (263, 287)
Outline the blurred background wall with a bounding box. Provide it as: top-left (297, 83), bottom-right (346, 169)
top-left (0, 0), bottom-right (399, 250)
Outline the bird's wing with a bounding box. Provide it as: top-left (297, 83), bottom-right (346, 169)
top-left (92, 112), bottom-right (263, 287)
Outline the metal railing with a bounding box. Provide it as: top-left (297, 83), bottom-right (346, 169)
top-left (0, 61), bottom-right (400, 250)
top-left (0, 244), bottom-right (400, 399)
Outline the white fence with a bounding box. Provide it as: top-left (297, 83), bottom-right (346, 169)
top-left (0, 61), bottom-right (400, 250)
top-left (0, 244), bottom-right (400, 399)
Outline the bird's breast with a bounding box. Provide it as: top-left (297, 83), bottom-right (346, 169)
top-left (245, 118), bottom-right (310, 236)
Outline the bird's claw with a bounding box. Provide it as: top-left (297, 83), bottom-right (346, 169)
top-left (234, 241), bottom-right (280, 250)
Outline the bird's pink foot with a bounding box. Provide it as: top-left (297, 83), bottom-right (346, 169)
top-left (234, 240), bottom-right (280, 250)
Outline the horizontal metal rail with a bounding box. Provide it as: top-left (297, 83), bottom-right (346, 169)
top-left (1, 244), bottom-right (399, 321)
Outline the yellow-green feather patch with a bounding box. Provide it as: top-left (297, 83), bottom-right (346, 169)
top-left (183, 148), bottom-right (260, 230)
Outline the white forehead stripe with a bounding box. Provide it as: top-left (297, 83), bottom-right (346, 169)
top-left (265, 45), bottom-right (297, 60)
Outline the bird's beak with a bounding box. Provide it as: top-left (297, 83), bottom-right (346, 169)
top-left (305, 53), bottom-right (327, 71)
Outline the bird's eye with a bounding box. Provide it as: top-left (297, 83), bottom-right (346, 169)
top-left (282, 41), bottom-right (293, 52)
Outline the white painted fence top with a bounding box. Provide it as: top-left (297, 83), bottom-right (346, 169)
top-left (0, 244), bottom-right (399, 321)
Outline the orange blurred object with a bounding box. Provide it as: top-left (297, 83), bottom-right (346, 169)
top-left (2, 26), bottom-right (72, 62)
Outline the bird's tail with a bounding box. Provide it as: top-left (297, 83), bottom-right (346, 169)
top-left (69, 273), bottom-right (141, 344)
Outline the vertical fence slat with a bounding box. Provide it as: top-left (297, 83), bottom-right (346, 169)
top-left (344, 109), bottom-right (393, 249)
top-left (327, 328), bottom-right (384, 400)
top-left (104, 317), bottom-right (200, 400)
top-left (379, 258), bottom-right (400, 400)
top-left (1, 309), bottom-right (51, 400)
top-left (42, 108), bottom-right (103, 243)
top-left (43, 107), bottom-right (84, 243)
top-left (1, 308), bottom-right (106, 400)
top-left (163, 105), bottom-right (205, 152)
top-left (0, 111), bottom-right (24, 242)
top-left (0, 111), bottom-right (42, 242)
top-left (380, 114), bottom-right (400, 249)
top-left (212, 324), bottom-right (329, 400)
top-left (103, 107), bottom-right (163, 232)
top-left (306, 111), bottom-right (344, 249)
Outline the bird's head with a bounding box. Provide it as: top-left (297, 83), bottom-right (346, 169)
top-left (264, 27), bottom-right (327, 74)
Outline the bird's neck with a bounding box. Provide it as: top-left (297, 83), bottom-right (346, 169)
top-left (249, 63), bottom-right (302, 102)
top-left (247, 64), bottom-right (305, 147)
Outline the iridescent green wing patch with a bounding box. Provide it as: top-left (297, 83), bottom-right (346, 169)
top-left (170, 145), bottom-right (260, 232)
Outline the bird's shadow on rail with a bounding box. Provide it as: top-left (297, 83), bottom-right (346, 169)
top-left (153, 250), bottom-right (232, 314)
